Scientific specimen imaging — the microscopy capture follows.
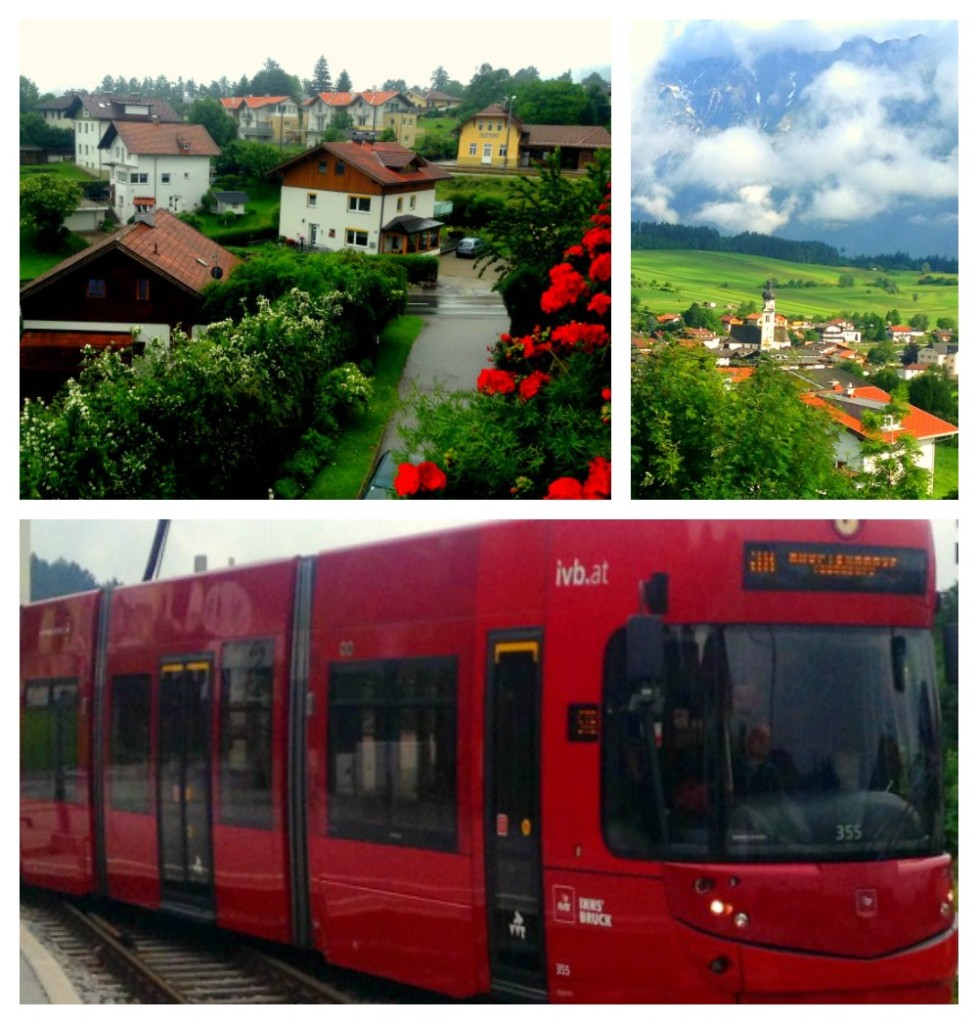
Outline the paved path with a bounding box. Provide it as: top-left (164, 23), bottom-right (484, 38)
top-left (380, 253), bottom-right (509, 454)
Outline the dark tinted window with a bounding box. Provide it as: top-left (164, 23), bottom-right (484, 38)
top-left (21, 678), bottom-right (81, 803)
top-left (109, 674), bottom-right (151, 812)
top-left (219, 640), bottom-right (274, 829)
top-left (328, 657), bottom-right (457, 850)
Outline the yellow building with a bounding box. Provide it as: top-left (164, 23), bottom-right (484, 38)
top-left (456, 104), bottom-right (522, 169)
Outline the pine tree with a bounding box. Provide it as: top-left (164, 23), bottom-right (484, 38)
top-left (312, 55), bottom-right (332, 94)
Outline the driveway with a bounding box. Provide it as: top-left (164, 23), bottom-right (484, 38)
top-left (381, 252), bottom-right (510, 453)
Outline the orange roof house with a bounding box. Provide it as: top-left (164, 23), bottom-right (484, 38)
top-left (801, 383), bottom-right (957, 491)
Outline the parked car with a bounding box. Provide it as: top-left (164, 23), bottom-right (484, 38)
top-left (360, 450), bottom-right (421, 499)
top-left (455, 237), bottom-right (485, 258)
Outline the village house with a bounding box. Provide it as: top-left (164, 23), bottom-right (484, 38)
top-left (302, 91), bottom-right (418, 147)
top-left (816, 318), bottom-right (862, 344)
top-left (20, 203), bottom-right (240, 401)
top-left (918, 343), bottom-right (958, 377)
top-left (456, 104), bottom-right (611, 170)
top-left (801, 383), bottom-right (958, 491)
top-left (62, 92), bottom-right (182, 177)
top-left (99, 120), bottom-right (220, 222)
top-left (274, 140), bottom-right (451, 255)
top-left (221, 96), bottom-right (302, 145)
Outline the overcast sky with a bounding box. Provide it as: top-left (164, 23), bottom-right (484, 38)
top-left (25, 518), bottom-right (959, 590)
top-left (20, 13), bottom-right (610, 96)
top-left (631, 19), bottom-right (958, 245)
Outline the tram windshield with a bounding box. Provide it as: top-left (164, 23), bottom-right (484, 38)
top-left (602, 625), bottom-right (943, 863)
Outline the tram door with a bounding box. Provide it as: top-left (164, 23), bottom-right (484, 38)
top-left (485, 634), bottom-right (546, 999)
top-left (158, 659), bottom-right (215, 914)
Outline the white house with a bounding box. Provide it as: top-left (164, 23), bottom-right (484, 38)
top-left (802, 384), bottom-right (958, 492)
top-left (64, 93), bottom-right (182, 176)
top-left (918, 344), bottom-right (958, 377)
top-left (274, 140), bottom-right (451, 255)
top-left (99, 121), bottom-right (221, 222)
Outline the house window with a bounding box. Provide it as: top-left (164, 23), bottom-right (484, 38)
top-left (129, 172), bottom-right (148, 184)
top-left (335, 161), bottom-right (345, 174)
top-left (87, 278), bottom-right (106, 299)
top-left (348, 195), bottom-right (371, 213)
top-left (477, 122), bottom-right (483, 131)
top-left (346, 229), bottom-right (369, 247)
top-left (136, 278), bottom-right (150, 301)
top-left (307, 193), bottom-right (317, 208)
top-left (397, 197), bottom-right (403, 212)
top-left (409, 195), bottom-right (416, 210)
top-left (499, 145), bottom-right (508, 157)
top-left (161, 172), bottom-right (171, 184)
top-left (468, 143), bottom-right (477, 156)
top-left (318, 161), bottom-right (328, 173)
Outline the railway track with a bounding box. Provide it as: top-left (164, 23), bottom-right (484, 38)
top-left (21, 890), bottom-right (354, 1004)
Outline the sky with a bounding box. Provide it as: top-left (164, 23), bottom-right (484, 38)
top-left (25, 518), bottom-right (959, 591)
top-left (20, 14), bottom-right (611, 96)
top-left (631, 19), bottom-right (959, 254)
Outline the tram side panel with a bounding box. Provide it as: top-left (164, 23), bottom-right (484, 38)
top-left (102, 561), bottom-right (298, 943)
top-left (20, 591), bottom-right (100, 896)
top-left (308, 531), bottom-right (490, 998)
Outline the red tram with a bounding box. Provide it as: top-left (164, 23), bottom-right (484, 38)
top-left (20, 520), bottom-right (957, 1002)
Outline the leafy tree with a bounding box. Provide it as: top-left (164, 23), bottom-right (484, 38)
top-left (382, 78), bottom-right (407, 93)
top-left (20, 286), bottom-right (386, 499)
top-left (186, 97), bottom-right (237, 148)
top-left (936, 317), bottom-right (957, 331)
top-left (248, 58), bottom-right (300, 98)
top-left (632, 346), bottom-right (852, 499)
top-left (29, 554), bottom-right (118, 601)
top-left (214, 139), bottom-right (284, 182)
top-left (513, 79), bottom-right (588, 125)
top-left (682, 302), bottom-right (723, 333)
top-left (909, 313), bottom-right (930, 332)
top-left (335, 69), bottom-right (352, 92)
top-left (908, 368), bottom-right (957, 423)
top-left (460, 63), bottom-right (512, 120)
top-left (20, 175), bottom-right (83, 248)
top-left (20, 75), bottom-right (40, 112)
top-left (855, 396), bottom-right (930, 499)
top-left (430, 66), bottom-right (450, 91)
top-left (312, 55), bottom-right (332, 93)
top-left (477, 150), bottom-right (609, 333)
top-left (20, 112), bottom-right (73, 149)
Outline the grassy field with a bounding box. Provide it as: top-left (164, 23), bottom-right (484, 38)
top-left (932, 443), bottom-right (958, 499)
top-left (632, 249), bottom-right (958, 326)
top-left (304, 315), bottom-right (424, 499)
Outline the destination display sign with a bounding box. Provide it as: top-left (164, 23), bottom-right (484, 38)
top-left (743, 542), bottom-right (928, 594)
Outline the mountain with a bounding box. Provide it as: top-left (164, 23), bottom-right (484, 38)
top-left (633, 27), bottom-right (958, 259)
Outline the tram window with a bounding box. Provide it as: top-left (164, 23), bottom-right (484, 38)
top-left (328, 656), bottom-right (457, 851)
top-left (109, 674), bottom-right (151, 812)
top-left (21, 678), bottom-right (80, 804)
top-left (219, 640), bottom-right (274, 829)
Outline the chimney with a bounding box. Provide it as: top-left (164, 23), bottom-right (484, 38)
top-left (133, 197), bottom-right (156, 227)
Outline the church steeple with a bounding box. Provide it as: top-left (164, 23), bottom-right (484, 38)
top-left (760, 278), bottom-right (776, 351)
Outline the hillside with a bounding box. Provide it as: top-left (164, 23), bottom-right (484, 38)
top-left (632, 249), bottom-right (958, 326)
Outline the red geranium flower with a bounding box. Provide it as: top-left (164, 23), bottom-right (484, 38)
top-left (544, 477), bottom-right (584, 499)
top-left (583, 456), bottom-right (611, 499)
top-left (518, 370), bottom-right (551, 402)
top-left (587, 292), bottom-right (612, 317)
top-left (394, 463), bottom-right (421, 497)
top-left (417, 461), bottom-right (447, 492)
top-left (589, 252), bottom-right (612, 282)
top-left (477, 368), bottom-right (517, 395)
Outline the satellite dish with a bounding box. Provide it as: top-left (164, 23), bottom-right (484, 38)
top-left (210, 266), bottom-right (223, 280)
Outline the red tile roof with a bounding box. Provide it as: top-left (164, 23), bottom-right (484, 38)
top-left (104, 121), bottom-right (221, 157)
top-left (802, 385), bottom-right (958, 442)
top-left (21, 209), bottom-right (240, 298)
top-left (274, 141), bottom-right (451, 186)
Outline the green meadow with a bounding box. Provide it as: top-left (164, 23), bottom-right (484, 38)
top-left (632, 249), bottom-right (958, 325)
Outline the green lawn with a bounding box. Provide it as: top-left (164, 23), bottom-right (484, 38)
top-left (304, 315), bottom-right (424, 499)
top-left (932, 442), bottom-right (958, 498)
top-left (194, 180), bottom-right (281, 241)
top-left (632, 249), bottom-right (958, 326)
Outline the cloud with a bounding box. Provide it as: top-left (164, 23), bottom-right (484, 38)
top-left (631, 21), bottom-right (958, 244)
top-left (695, 185), bottom-right (795, 235)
